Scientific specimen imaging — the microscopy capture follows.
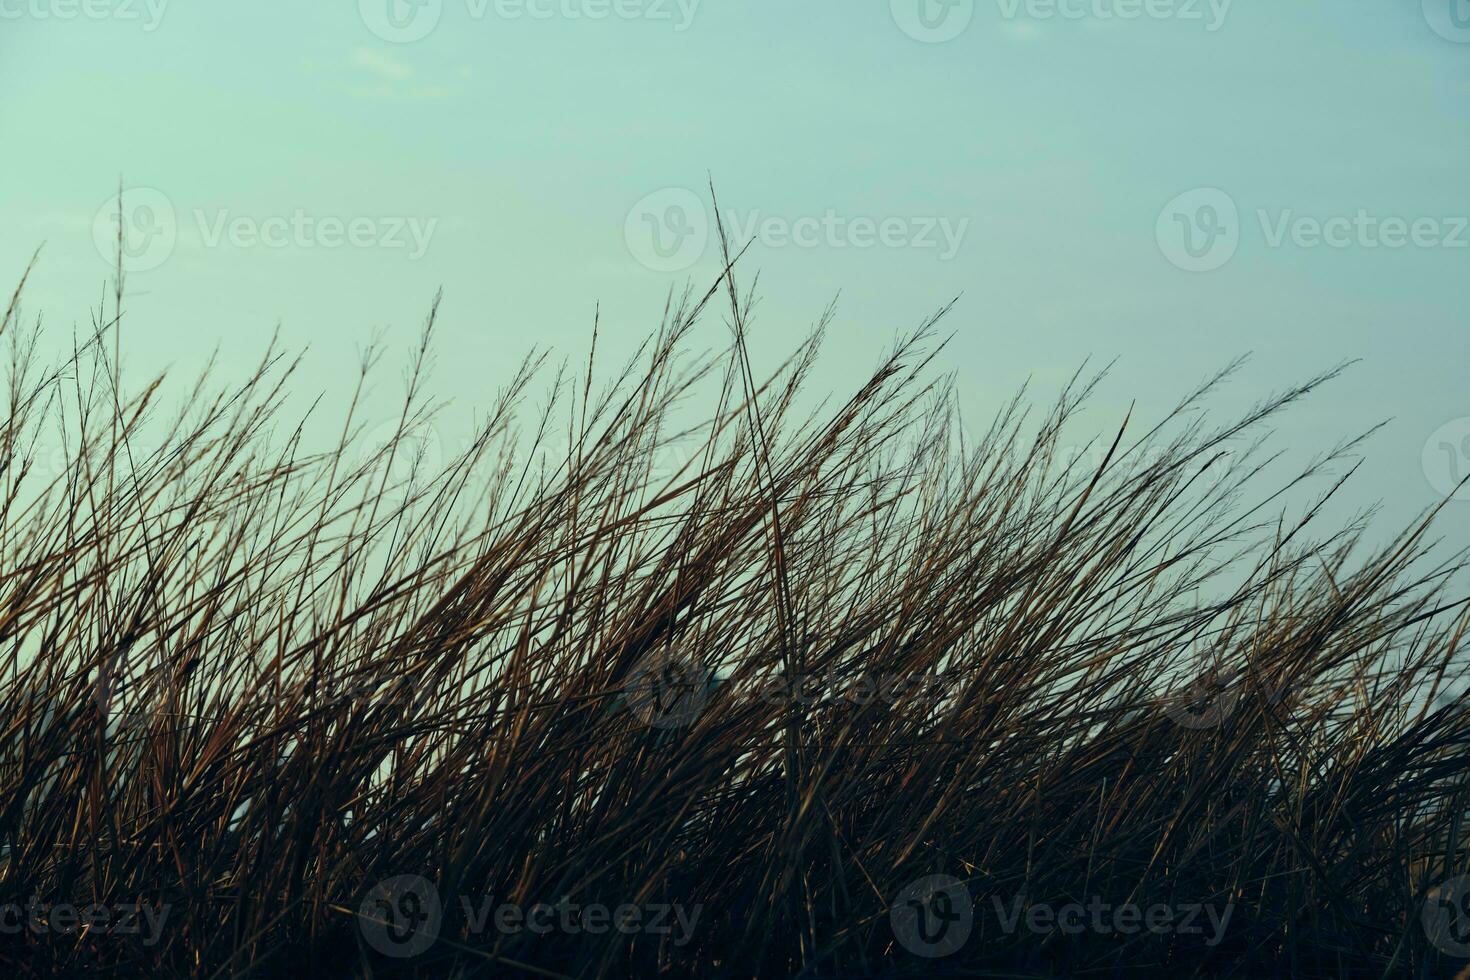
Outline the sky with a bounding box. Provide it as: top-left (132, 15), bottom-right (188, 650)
top-left (1, 0), bottom-right (1468, 549)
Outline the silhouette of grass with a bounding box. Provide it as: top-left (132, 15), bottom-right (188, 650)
top-left (1, 232), bottom-right (1468, 978)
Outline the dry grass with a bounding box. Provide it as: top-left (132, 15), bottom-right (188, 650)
top-left (2, 235), bottom-right (1469, 978)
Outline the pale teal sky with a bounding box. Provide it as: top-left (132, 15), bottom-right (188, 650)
top-left (2, 1), bottom-right (1468, 543)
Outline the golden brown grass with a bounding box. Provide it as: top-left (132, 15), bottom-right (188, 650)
top-left (2, 235), bottom-right (1469, 978)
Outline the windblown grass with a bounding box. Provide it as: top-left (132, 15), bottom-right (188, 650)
top-left (1, 242), bottom-right (1468, 978)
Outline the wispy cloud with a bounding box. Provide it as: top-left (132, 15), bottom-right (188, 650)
top-left (350, 46), bottom-right (414, 82)
top-left (341, 47), bottom-right (457, 101)
top-left (1002, 21), bottom-right (1046, 42)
